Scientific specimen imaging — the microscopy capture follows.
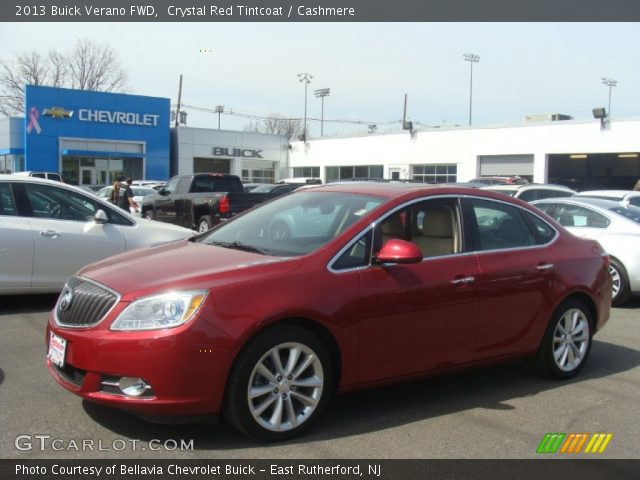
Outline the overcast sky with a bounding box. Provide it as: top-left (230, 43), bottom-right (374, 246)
top-left (2, 22), bottom-right (639, 136)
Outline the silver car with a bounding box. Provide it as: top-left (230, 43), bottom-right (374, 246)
top-left (573, 189), bottom-right (640, 208)
top-left (0, 175), bottom-right (194, 295)
top-left (532, 197), bottom-right (640, 305)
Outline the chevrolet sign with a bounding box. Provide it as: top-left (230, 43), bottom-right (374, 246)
top-left (78, 109), bottom-right (160, 127)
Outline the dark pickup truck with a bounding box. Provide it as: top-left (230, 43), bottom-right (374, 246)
top-left (141, 173), bottom-right (270, 232)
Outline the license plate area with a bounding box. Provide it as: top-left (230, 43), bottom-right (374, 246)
top-left (48, 332), bottom-right (67, 368)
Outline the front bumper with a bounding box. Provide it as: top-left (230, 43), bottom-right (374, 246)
top-left (46, 311), bottom-right (231, 417)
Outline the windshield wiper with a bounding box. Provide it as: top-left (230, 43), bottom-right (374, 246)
top-left (209, 241), bottom-right (271, 255)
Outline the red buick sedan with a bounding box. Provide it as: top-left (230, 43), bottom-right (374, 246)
top-left (46, 183), bottom-right (611, 441)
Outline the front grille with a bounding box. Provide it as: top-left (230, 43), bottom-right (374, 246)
top-left (53, 363), bottom-right (86, 387)
top-left (55, 277), bottom-right (118, 328)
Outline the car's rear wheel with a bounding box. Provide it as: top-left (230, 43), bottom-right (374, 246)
top-left (535, 299), bottom-right (593, 380)
top-left (198, 216), bottom-right (212, 233)
top-left (609, 258), bottom-right (631, 306)
top-left (224, 326), bottom-right (332, 441)
top-left (143, 210), bottom-right (154, 221)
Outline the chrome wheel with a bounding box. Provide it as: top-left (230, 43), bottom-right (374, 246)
top-left (247, 342), bottom-right (324, 433)
top-left (198, 221), bottom-right (210, 233)
top-left (609, 264), bottom-right (621, 299)
top-left (552, 308), bottom-right (590, 372)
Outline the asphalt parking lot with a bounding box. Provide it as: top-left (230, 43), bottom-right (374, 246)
top-left (1, 294), bottom-right (638, 459)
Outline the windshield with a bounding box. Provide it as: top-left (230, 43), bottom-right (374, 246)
top-left (610, 205), bottom-right (640, 225)
top-left (198, 191), bottom-right (384, 257)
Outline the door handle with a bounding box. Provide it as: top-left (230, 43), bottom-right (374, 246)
top-left (40, 230), bottom-right (60, 238)
top-left (536, 263), bottom-right (554, 271)
top-left (450, 276), bottom-right (475, 285)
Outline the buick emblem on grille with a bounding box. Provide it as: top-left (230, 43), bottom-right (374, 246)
top-left (59, 290), bottom-right (73, 312)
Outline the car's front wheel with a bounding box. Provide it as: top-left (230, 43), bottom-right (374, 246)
top-left (224, 325), bottom-right (333, 441)
top-left (535, 298), bottom-right (593, 380)
top-left (143, 209), bottom-right (154, 221)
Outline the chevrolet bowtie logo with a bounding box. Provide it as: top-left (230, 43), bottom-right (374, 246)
top-left (42, 107), bottom-right (74, 119)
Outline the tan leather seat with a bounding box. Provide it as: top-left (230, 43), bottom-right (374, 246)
top-left (381, 213), bottom-right (406, 246)
top-left (414, 204), bottom-right (456, 257)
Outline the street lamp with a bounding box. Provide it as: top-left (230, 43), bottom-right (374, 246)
top-left (463, 52), bottom-right (480, 126)
top-left (298, 72), bottom-right (313, 141)
top-left (601, 77), bottom-right (617, 118)
top-left (214, 105), bottom-right (224, 130)
top-left (314, 88), bottom-right (330, 137)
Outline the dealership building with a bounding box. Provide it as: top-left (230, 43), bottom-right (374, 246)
top-left (1, 85), bottom-right (639, 190)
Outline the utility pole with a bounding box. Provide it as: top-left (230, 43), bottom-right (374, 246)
top-left (601, 77), bottom-right (617, 118)
top-left (175, 74), bottom-right (183, 128)
top-left (215, 105), bottom-right (224, 130)
top-left (298, 73), bottom-right (313, 141)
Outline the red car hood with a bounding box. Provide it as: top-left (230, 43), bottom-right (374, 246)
top-left (77, 240), bottom-right (302, 300)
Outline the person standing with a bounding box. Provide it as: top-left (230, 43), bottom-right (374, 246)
top-left (109, 180), bottom-right (120, 205)
top-left (116, 177), bottom-right (139, 213)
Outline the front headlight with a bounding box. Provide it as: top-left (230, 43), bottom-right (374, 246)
top-left (110, 291), bottom-right (207, 331)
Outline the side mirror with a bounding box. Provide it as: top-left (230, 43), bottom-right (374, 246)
top-left (374, 239), bottom-right (423, 265)
top-left (94, 209), bottom-right (109, 224)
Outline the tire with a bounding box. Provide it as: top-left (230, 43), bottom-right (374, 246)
top-left (143, 209), bottom-right (155, 221)
top-left (609, 258), bottom-right (631, 307)
top-left (197, 216), bottom-right (213, 233)
top-left (269, 222), bottom-right (291, 242)
top-left (535, 298), bottom-right (593, 380)
top-left (224, 325), bottom-right (333, 442)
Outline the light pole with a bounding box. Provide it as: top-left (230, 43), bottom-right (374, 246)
top-left (298, 72), bottom-right (313, 141)
top-left (314, 88), bottom-right (330, 137)
top-left (214, 105), bottom-right (224, 130)
top-left (463, 53), bottom-right (480, 126)
top-left (601, 77), bottom-right (617, 118)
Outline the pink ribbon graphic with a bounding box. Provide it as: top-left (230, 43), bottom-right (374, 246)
top-left (26, 107), bottom-right (42, 134)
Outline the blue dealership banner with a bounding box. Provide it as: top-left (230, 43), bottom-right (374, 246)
top-left (24, 85), bottom-right (170, 181)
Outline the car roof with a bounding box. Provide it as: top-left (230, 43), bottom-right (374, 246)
top-left (299, 181), bottom-right (531, 204)
top-left (575, 190), bottom-right (640, 199)
top-left (482, 184), bottom-right (574, 191)
top-left (531, 196), bottom-right (625, 210)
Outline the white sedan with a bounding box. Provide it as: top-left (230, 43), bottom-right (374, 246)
top-left (0, 175), bottom-right (194, 295)
top-left (532, 197), bottom-right (640, 305)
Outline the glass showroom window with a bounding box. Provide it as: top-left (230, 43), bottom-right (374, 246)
top-left (412, 164), bottom-right (457, 183)
top-left (293, 166), bottom-right (320, 178)
top-left (325, 165), bottom-right (384, 182)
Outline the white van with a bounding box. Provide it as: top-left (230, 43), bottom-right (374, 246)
top-left (12, 171), bottom-right (63, 182)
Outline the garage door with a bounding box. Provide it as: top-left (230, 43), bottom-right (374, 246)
top-left (479, 155), bottom-right (534, 176)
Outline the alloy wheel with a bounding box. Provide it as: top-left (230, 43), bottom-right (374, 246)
top-left (608, 264), bottom-right (621, 299)
top-left (247, 342), bottom-right (324, 432)
top-left (552, 308), bottom-right (590, 372)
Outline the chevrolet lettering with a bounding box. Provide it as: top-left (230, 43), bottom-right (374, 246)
top-left (78, 109), bottom-right (159, 126)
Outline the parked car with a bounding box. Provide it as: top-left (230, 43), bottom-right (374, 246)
top-left (46, 184), bottom-right (611, 441)
top-left (12, 171), bottom-right (63, 182)
top-left (249, 183), bottom-right (305, 197)
top-left (469, 176), bottom-right (529, 185)
top-left (243, 183), bottom-right (267, 193)
top-left (0, 175), bottom-right (194, 295)
top-left (573, 190), bottom-right (640, 208)
top-left (141, 173), bottom-right (271, 232)
top-left (277, 177), bottom-right (322, 185)
top-left (532, 197), bottom-right (640, 305)
top-left (481, 184), bottom-right (576, 202)
top-left (96, 185), bottom-right (157, 216)
top-left (130, 180), bottom-right (166, 191)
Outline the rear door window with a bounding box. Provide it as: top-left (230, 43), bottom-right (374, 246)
top-left (468, 198), bottom-right (535, 251)
top-left (0, 183), bottom-right (17, 216)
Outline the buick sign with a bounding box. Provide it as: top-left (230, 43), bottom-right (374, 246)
top-left (213, 147), bottom-right (263, 159)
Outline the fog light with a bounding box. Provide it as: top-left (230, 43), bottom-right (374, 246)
top-left (118, 377), bottom-right (151, 397)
